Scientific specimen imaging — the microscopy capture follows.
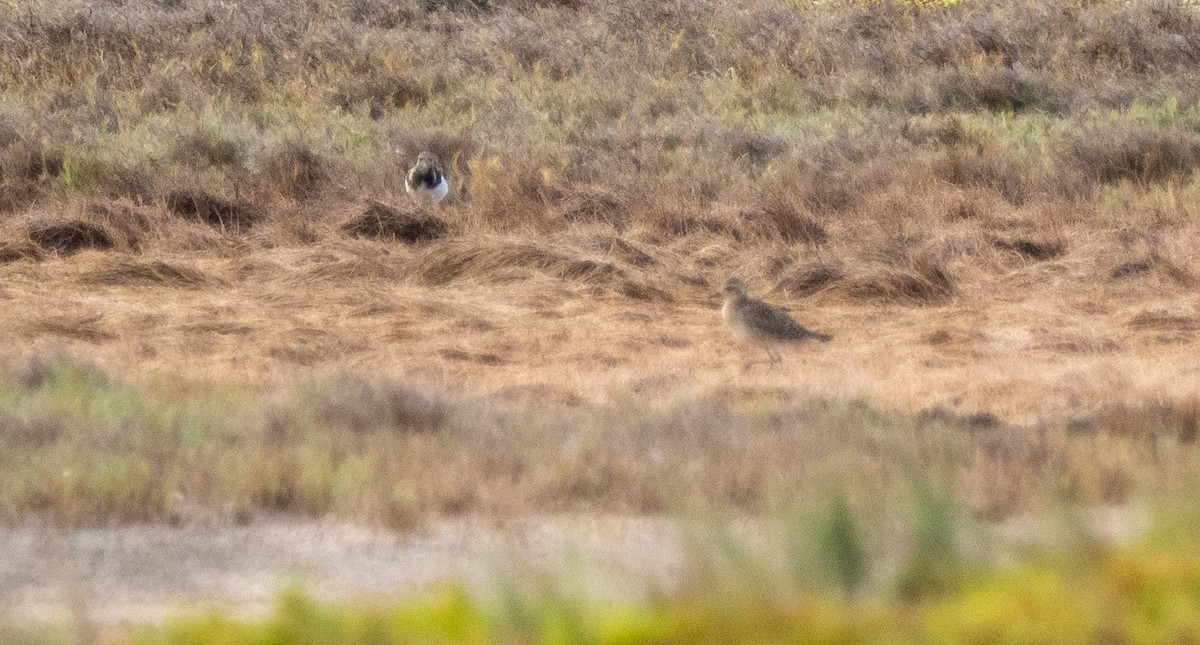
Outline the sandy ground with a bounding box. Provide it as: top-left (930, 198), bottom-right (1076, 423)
top-left (0, 515), bottom-right (686, 626)
top-left (0, 509), bottom-right (1150, 628)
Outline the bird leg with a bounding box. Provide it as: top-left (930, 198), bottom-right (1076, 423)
top-left (766, 347), bottom-right (782, 368)
top-left (742, 349), bottom-right (766, 373)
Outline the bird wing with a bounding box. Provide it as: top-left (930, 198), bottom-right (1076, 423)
top-left (407, 166), bottom-right (442, 190)
top-left (745, 298), bottom-right (819, 340)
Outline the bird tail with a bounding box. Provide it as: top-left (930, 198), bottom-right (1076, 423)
top-left (809, 331), bottom-right (833, 343)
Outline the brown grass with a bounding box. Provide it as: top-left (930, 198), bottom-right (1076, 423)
top-left (340, 201), bottom-right (449, 243)
top-left (2, 0), bottom-right (1200, 527)
top-left (4, 362), bottom-right (1200, 527)
top-left (27, 220), bottom-right (115, 255)
top-left (164, 189), bottom-right (264, 231)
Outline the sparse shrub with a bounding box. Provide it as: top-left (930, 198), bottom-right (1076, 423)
top-left (258, 144), bottom-right (330, 200)
top-left (172, 128), bottom-right (246, 169)
top-left (726, 127), bottom-right (788, 169)
top-left (332, 77), bottom-right (430, 117)
top-left (776, 262), bottom-right (846, 296)
top-left (0, 140), bottom-right (64, 182)
top-left (308, 375), bottom-right (448, 435)
top-left (933, 143), bottom-right (1030, 205)
top-left (1063, 124), bottom-right (1200, 187)
top-left (933, 68), bottom-right (1056, 113)
top-left (841, 258), bottom-right (957, 305)
top-left (741, 197), bottom-right (828, 245)
top-left (559, 189), bottom-right (629, 230)
top-left (901, 114), bottom-right (971, 147)
top-left (348, 0), bottom-right (421, 27)
top-left (640, 203), bottom-right (740, 241)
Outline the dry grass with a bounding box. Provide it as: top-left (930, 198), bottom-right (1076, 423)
top-left (1, 0), bottom-right (1200, 526)
top-left (2, 360), bottom-right (1199, 528)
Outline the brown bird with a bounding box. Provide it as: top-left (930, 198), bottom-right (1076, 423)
top-left (721, 278), bottom-right (831, 367)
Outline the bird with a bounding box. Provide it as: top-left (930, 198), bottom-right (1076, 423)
top-left (721, 277), bottom-right (831, 367)
top-left (405, 151), bottom-right (449, 204)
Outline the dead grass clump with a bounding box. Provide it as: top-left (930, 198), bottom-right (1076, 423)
top-left (81, 201), bottom-right (156, 251)
top-left (490, 382), bottom-right (584, 407)
top-left (27, 220), bottom-right (114, 255)
top-left (422, 0), bottom-right (493, 12)
top-left (438, 348), bottom-right (507, 366)
top-left (95, 167), bottom-right (157, 204)
top-left (559, 189), bottom-right (629, 230)
top-left (172, 129), bottom-right (246, 169)
top-left (0, 180), bottom-right (43, 213)
top-left (1, 141), bottom-right (65, 181)
top-left (741, 197), bottom-right (829, 245)
top-left (0, 240), bottom-right (44, 264)
top-left (798, 174), bottom-right (857, 215)
top-left (840, 259), bottom-right (957, 306)
top-left (933, 68), bottom-right (1055, 113)
top-left (1127, 309), bottom-right (1200, 333)
top-left (258, 144), bottom-right (331, 200)
top-left (165, 189), bottom-right (263, 231)
top-left (576, 234), bottom-right (656, 267)
top-left (1064, 125), bottom-right (1200, 187)
top-left (340, 202), bottom-right (449, 244)
top-left (332, 77), bottom-right (430, 118)
top-left (1089, 402), bottom-right (1200, 445)
top-left (410, 238), bottom-right (624, 286)
top-left (0, 141), bottom-right (63, 213)
top-left (726, 127), bottom-right (788, 169)
top-left (308, 375), bottom-right (447, 435)
top-left (776, 262), bottom-right (847, 296)
top-left (1075, 1), bottom-right (1200, 73)
top-left (933, 144), bottom-right (1030, 205)
top-left (641, 205), bottom-right (740, 241)
top-left (30, 313), bottom-right (116, 342)
top-left (1110, 254), bottom-right (1195, 286)
top-left (992, 236), bottom-right (1067, 261)
top-left (901, 115), bottom-right (971, 147)
top-left (466, 153), bottom-right (560, 226)
top-left (86, 260), bottom-right (215, 288)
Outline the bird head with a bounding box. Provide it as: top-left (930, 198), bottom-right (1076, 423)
top-left (723, 278), bottom-right (748, 298)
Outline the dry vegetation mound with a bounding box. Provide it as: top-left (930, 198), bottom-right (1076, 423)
top-left (258, 144), bottom-right (331, 200)
top-left (839, 259), bottom-right (958, 306)
top-left (559, 190), bottom-right (629, 230)
top-left (992, 236), bottom-right (1067, 262)
top-left (85, 259), bottom-right (217, 288)
top-left (340, 202), bottom-right (449, 244)
top-left (27, 220), bottom-right (114, 255)
top-left (165, 190), bottom-right (263, 232)
top-left (410, 238), bottom-right (624, 286)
